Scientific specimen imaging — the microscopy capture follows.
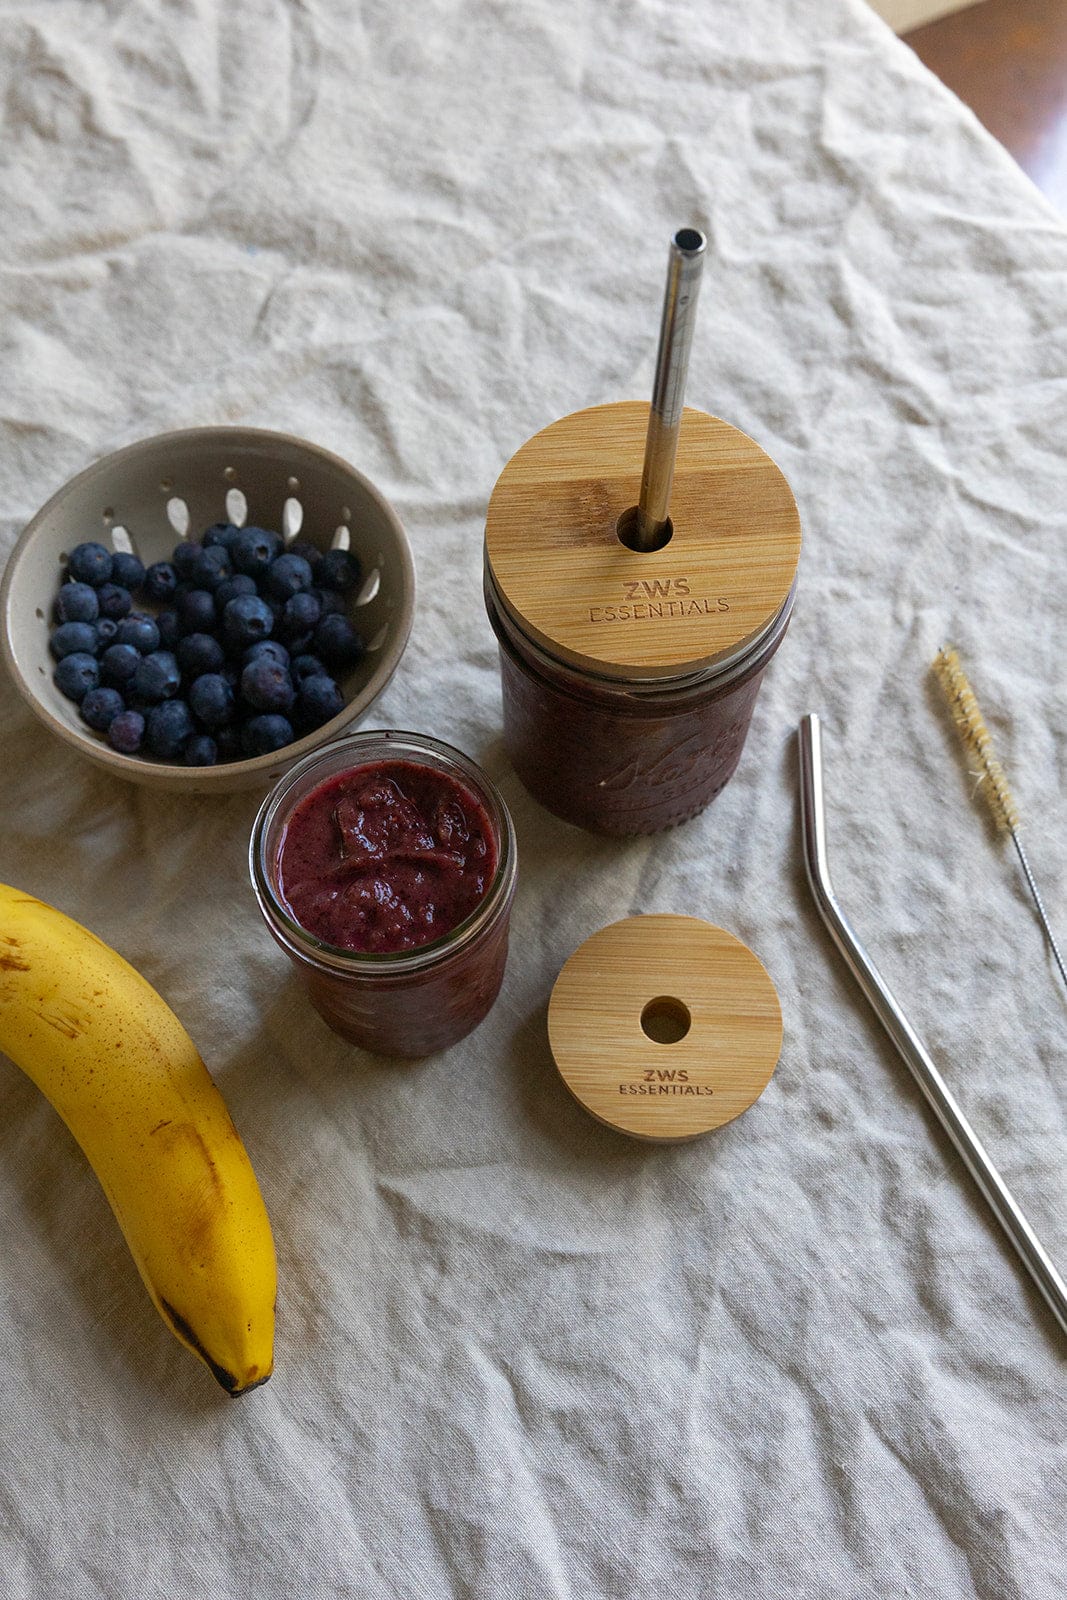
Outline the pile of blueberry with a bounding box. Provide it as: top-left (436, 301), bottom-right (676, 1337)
top-left (49, 523), bottom-right (364, 765)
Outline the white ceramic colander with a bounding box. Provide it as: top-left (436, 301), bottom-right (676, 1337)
top-left (0, 427), bottom-right (415, 791)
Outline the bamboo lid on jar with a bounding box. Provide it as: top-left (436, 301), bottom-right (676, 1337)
top-left (484, 402), bottom-right (801, 683)
top-left (548, 914), bottom-right (783, 1142)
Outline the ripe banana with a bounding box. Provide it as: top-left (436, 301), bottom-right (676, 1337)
top-left (0, 883), bottom-right (276, 1395)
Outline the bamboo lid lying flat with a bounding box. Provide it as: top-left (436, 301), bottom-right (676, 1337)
top-left (484, 402), bottom-right (801, 682)
top-left (548, 915), bottom-right (783, 1142)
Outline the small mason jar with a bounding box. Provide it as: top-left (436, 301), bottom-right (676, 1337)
top-left (249, 731), bottom-right (517, 1057)
top-left (483, 402), bottom-right (802, 836)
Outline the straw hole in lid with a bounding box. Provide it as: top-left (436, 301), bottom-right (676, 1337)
top-left (366, 624), bottom-right (388, 653)
top-left (167, 497), bottom-right (190, 537)
top-left (640, 996), bottom-right (691, 1044)
top-left (226, 487), bottom-right (248, 526)
top-left (331, 525), bottom-right (350, 551)
top-left (110, 525), bottom-right (133, 554)
top-left (283, 497), bottom-right (303, 541)
top-left (354, 568), bottom-right (380, 607)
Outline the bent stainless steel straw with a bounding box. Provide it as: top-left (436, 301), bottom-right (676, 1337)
top-left (798, 712), bottom-right (1067, 1340)
top-left (633, 227), bottom-right (707, 552)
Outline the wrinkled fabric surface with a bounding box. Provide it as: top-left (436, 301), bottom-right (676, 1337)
top-left (1, 1), bottom-right (1065, 1595)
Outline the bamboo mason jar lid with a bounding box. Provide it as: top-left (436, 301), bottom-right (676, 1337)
top-left (548, 915), bottom-right (783, 1141)
top-left (484, 402), bottom-right (801, 683)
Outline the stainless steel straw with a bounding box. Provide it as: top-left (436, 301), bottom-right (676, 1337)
top-left (633, 227), bottom-right (708, 552)
top-left (798, 712), bottom-right (1067, 1339)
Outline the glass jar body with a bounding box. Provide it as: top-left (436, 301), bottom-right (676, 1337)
top-left (250, 732), bottom-right (517, 1057)
top-left (485, 573), bottom-right (795, 836)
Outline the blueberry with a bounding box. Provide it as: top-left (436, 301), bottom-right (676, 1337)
top-left (132, 650), bottom-right (181, 703)
top-left (295, 674), bottom-right (345, 730)
top-left (80, 686), bottom-right (126, 732)
top-left (171, 544), bottom-right (201, 582)
top-left (100, 643), bottom-right (142, 687)
top-left (54, 652), bottom-right (100, 702)
top-left (317, 548), bottom-right (362, 591)
top-left (94, 618), bottom-right (119, 650)
top-left (215, 724), bottom-right (243, 762)
top-left (201, 522), bottom-right (242, 551)
top-left (278, 590), bottom-right (321, 640)
top-left (110, 551), bottom-right (146, 591)
top-left (116, 613), bottom-right (161, 654)
top-left (312, 586), bottom-right (346, 617)
top-left (264, 552), bottom-right (313, 600)
top-left (189, 544), bottom-right (231, 590)
top-left (286, 540), bottom-right (323, 575)
top-left (96, 583), bottom-right (133, 622)
top-left (241, 657), bottom-right (295, 714)
top-left (312, 614), bottom-right (365, 670)
top-left (241, 714), bottom-right (294, 756)
top-left (145, 699), bottom-right (194, 760)
top-left (50, 621), bottom-right (99, 660)
top-left (176, 632), bottom-right (225, 680)
top-left (107, 710), bottom-right (145, 754)
top-left (290, 653), bottom-right (328, 687)
top-left (175, 588), bottom-right (217, 635)
top-left (244, 639), bottom-right (289, 668)
top-left (144, 561), bottom-right (178, 601)
top-left (67, 542), bottom-right (114, 587)
top-left (156, 609), bottom-right (181, 649)
top-left (188, 673), bottom-right (235, 728)
top-left (214, 574), bottom-right (257, 613)
top-left (223, 594), bottom-right (274, 650)
top-left (54, 582), bottom-right (99, 625)
top-left (231, 526), bottom-right (282, 578)
top-left (184, 733), bottom-right (218, 766)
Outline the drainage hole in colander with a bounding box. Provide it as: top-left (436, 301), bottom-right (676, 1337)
top-left (110, 525), bottom-right (134, 554)
top-left (332, 525), bottom-right (350, 551)
top-left (166, 497), bottom-right (190, 537)
top-left (283, 497), bottom-right (303, 541)
top-left (354, 569), bottom-right (380, 607)
top-left (225, 487), bottom-right (247, 526)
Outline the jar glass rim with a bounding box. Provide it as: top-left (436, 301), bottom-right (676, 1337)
top-left (249, 730), bottom-right (517, 974)
top-left (485, 567), bottom-right (796, 697)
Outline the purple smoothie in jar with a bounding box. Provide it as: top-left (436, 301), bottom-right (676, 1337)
top-left (250, 732), bottom-right (517, 1057)
top-left (483, 402), bottom-right (801, 836)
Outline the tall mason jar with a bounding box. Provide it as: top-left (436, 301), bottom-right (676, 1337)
top-left (483, 402), bottom-right (801, 835)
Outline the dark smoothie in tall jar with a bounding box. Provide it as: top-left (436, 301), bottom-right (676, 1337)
top-left (250, 734), bottom-right (517, 1057)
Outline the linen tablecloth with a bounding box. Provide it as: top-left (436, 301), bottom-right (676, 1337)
top-left (1, 1), bottom-right (1064, 1594)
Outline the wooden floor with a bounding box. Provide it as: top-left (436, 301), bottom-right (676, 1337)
top-left (904, 0), bottom-right (1067, 212)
